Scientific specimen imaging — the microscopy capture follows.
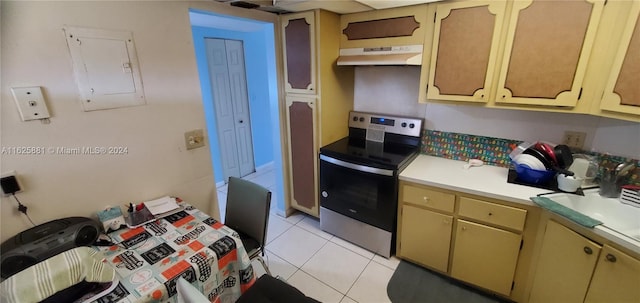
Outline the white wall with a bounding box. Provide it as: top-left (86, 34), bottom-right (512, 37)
top-left (354, 67), bottom-right (640, 159)
top-left (354, 66), bottom-right (427, 117)
top-left (0, 1), bottom-right (277, 241)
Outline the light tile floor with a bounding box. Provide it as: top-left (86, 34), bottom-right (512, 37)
top-left (216, 165), bottom-right (400, 303)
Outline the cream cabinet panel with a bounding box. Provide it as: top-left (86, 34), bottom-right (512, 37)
top-left (339, 4), bottom-right (429, 49)
top-left (495, 0), bottom-right (604, 107)
top-left (585, 244), bottom-right (640, 303)
top-left (529, 221), bottom-right (602, 303)
top-left (458, 197), bottom-right (527, 232)
top-left (399, 205), bottom-right (453, 272)
top-left (427, 1), bottom-right (507, 103)
top-left (282, 12), bottom-right (316, 94)
top-left (402, 184), bottom-right (455, 213)
top-left (599, 2), bottom-right (640, 118)
top-left (285, 95), bottom-right (318, 217)
top-left (451, 219), bottom-right (521, 296)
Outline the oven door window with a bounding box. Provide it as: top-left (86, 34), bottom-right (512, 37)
top-left (319, 156), bottom-right (397, 232)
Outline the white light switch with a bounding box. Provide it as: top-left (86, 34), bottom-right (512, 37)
top-left (11, 86), bottom-right (51, 121)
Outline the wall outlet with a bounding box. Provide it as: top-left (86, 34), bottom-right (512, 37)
top-left (184, 129), bottom-right (205, 150)
top-left (562, 131), bottom-right (587, 149)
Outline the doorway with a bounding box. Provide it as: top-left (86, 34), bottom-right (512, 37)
top-left (205, 38), bottom-right (255, 180)
top-left (189, 10), bottom-right (287, 216)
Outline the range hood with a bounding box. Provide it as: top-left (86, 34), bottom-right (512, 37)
top-left (337, 45), bottom-right (423, 66)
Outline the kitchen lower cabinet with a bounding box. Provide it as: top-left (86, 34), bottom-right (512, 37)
top-left (450, 219), bottom-right (522, 296)
top-left (398, 204), bottom-right (452, 272)
top-left (530, 219), bottom-right (640, 303)
top-left (584, 244), bottom-right (640, 303)
top-left (529, 220), bottom-right (602, 303)
top-left (396, 181), bottom-right (535, 301)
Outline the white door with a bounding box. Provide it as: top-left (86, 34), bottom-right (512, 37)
top-left (205, 38), bottom-right (255, 180)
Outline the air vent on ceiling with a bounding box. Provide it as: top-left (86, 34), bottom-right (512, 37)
top-left (230, 1), bottom-right (260, 9)
top-left (216, 0), bottom-right (292, 14)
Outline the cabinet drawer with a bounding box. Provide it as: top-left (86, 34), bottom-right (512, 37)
top-left (402, 185), bottom-right (455, 213)
top-left (458, 197), bottom-right (527, 231)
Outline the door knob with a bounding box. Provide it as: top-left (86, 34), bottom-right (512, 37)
top-left (583, 246), bottom-right (593, 255)
top-left (605, 254), bottom-right (617, 263)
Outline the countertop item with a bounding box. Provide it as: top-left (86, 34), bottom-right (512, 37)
top-left (556, 174), bottom-right (583, 192)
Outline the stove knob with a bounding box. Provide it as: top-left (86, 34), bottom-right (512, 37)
top-left (401, 122), bottom-right (407, 127)
top-left (409, 123), bottom-right (415, 129)
top-left (353, 116), bottom-right (358, 121)
top-left (321, 191), bottom-right (328, 198)
top-left (359, 117), bottom-right (364, 122)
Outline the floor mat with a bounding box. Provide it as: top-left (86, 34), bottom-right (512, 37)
top-left (387, 260), bottom-right (507, 303)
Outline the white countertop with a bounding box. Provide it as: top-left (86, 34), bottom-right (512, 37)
top-left (400, 155), bottom-right (550, 205)
top-left (400, 154), bottom-right (640, 255)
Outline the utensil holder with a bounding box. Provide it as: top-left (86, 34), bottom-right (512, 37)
top-left (598, 170), bottom-right (621, 198)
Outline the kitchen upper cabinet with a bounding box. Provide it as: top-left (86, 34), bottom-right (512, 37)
top-left (450, 219), bottom-right (522, 296)
top-left (427, 1), bottom-right (507, 103)
top-left (495, 0), bottom-right (604, 107)
top-left (584, 244), bottom-right (640, 303)
top-left (280, 10), bottom-right (354, 217)
top-left (529, 220), bottom-right (602, 303)
top-left (282, 12), bottom-right (316, 94)
top-left (339, 4), bottom-right (429, 49)
top-left (285, 95), bottom-right (318, 216)
top-left (598, 2), bottom-right (640, 118)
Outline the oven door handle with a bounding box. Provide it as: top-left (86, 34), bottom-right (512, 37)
top-left (320, 154), bottom-right (394, 177)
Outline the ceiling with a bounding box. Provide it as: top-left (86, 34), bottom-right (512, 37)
top-left (217, 0), bottom-right (441, 14)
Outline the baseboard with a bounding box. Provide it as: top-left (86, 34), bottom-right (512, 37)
top-left (255, 161), bottom-right (274, 173)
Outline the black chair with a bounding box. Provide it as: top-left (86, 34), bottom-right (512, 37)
top-left (236, 274), bottom-right (320, 303)
top-left (224, 176), bottom-right (272, 276)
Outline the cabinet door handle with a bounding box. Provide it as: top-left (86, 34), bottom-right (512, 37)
top-left (606, 254), bottom-right (617, 263)
top-left (423, 196), bottom-right (429, 201)
top-left (461, 226), bottom-right (467, 231)
top-left (583, 246), bottom-right (593, 255)
top-left (488, 212), bottom-right (493, 216)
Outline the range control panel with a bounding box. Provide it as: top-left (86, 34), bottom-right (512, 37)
top-left (349, 111), bottom-right (422, 137)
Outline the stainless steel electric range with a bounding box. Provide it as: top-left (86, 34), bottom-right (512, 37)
top-left (319, 111), bottom-right (423, 258)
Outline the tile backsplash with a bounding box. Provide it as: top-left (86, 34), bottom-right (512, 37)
top-left (421, 130), bottom-right (520, 167)
top-left (421, 129), bottom-right (639, 186)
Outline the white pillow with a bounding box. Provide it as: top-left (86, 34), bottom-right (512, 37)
top-left (0, 247), bottom-right (115, 303)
